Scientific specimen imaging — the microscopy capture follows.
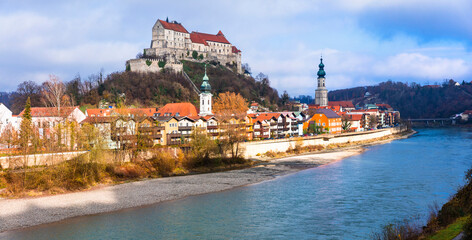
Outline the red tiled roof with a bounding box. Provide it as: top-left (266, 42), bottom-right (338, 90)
top-left (250, 102), bottom-right (258, 106)
top-left (190, 31), bottom-right (230, 45)
top-left (159, 20), bottom-right (189, 33)
top-left (232, 46), bottom-right (241, 53)
top-left (86, 109), bottom-right (112, 117)
top-left (113, 108), bottom-right (158, 117)
top-left (329, 105), bottom-right (341, 112)
top-left (346, 114), bottom-right (363, 121)
top-left (328, 101), bottom-right (354, 108)
top-left (254, 112), bottom-right (280, 121)
top-left (86, 108), bottom-right (158, 117)
top-left (157, 103), bottom-right (198, 117)
top-left (19, 107), bottom-right (78, 118)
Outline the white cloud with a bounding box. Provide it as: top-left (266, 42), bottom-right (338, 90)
top-left (373, 53), bottom-right (470, 79)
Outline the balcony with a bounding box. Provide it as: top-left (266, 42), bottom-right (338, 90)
top-left (167, 133), bottom-right (181, 138)
top-left (178, 126), bottom-right (193, 131)
top-left (207, 125), bottom-right (218, 130)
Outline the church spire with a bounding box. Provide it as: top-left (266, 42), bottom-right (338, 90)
top-left (317, 57), bottom-right (326, 78)
top-left (200, 64), bottom-right (211, 93)
top-left (199, 64), bottom-right (213, 116)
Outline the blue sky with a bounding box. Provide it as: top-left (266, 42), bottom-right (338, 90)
top-left (1, 0), bottom-right (471, 96)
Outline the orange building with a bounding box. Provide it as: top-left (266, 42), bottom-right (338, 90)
top-left (303, 108), bottom-right (342, 134)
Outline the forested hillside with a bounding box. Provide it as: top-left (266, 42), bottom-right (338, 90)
top-left (4, 61), bottom-right (282, 113)
top-left (183, 61), bottom-right (280, 110)
top-left (328, 80), bottom-right (472, 118)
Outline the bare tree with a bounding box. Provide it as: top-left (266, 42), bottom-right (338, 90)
top-left (41, 75), bottom-right (69, 113)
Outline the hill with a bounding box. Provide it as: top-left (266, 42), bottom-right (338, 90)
top-left (78, 61), bottom-right (281, 109)
top-left (328, 80), bottom-right (472, 118)
top-left (182, 60), bottom-right (280, 110)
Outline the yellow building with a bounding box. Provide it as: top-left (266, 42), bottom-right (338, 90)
top-left (303, 108), bottom-right (342, 134)
top-left (153, 116), bottom-right (180, 145)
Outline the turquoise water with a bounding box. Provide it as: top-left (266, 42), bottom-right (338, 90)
top-left (2, 128), bottom-right (472, 240)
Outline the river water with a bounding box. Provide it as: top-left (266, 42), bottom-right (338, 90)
top-left (2, 128), bottom-right (472, 240)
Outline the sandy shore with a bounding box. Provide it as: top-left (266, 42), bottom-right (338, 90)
top-left (0, 148), bottom-right (365, 233)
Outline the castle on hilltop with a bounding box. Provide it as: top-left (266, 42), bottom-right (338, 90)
top-left (127, 19), bottom-right (242, 74)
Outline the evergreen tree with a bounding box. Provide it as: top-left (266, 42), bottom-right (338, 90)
top-left (19, 97), bottom-right (32, 150)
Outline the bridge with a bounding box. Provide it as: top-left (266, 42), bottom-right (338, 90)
top-left (408, 118), bottom-right (455, 126)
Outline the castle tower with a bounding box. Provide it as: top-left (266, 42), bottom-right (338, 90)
top-left (199, 65), bottom-right (213, 116)
top-left (315, 57), bottom-right (328, 106)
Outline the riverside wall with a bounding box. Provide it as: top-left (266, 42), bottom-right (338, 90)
top-left (0, 151), bottom-right (88, 169)
top-left (242, 126), bottom-right (408, 158)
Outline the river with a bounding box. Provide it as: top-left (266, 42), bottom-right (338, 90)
top-left (2, 128), bottom-right (472, 239)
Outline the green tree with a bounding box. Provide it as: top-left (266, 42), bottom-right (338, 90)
top-left (19, 97), bottom-right (32, 151)
top-left (158, 60), bottom-right (166, 68)
top-left (192, 51), bottom-right (198, 60)
top-left (19, 97), bottom-right (33, 188)
top-left (341, 115), bottom-right (352, 132)
top-left (198, 54), bottom-right (203, 60)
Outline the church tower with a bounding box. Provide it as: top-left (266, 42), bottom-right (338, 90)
top-left (199, 65), bottom-right (213, 116)
top-left (315, 57), bottom-right (328, 106)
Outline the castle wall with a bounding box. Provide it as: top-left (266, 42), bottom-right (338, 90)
top-left (127, 58), bottom-right (183, 73)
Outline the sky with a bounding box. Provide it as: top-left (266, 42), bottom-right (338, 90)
top-left (1, 0), bottom-right (471, 96)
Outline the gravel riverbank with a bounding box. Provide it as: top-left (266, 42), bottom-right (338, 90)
top-left (0, 148), bottom-right (364, 233)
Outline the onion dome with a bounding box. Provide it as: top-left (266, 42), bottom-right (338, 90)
top-left (200, 65), bottom-right (211, 93)
top-left (317, 57), bottom-right (326, 78)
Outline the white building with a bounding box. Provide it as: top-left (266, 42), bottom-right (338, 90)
top-left (199, 65), bottom-right (213, 116)
top-left (0, 103), bottom-right (14, 134)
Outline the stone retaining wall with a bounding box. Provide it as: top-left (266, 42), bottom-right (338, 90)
top-left (242, 126), bottom-right (407, 158)
top-left (0, 151), bottom-right (88, 169)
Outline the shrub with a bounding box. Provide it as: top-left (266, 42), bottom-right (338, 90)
top-left (158, 60), bottom-right (166, 68)
top-left (370, 219), bottom-right (421, 240)
top-left (437, 200), bottom-right (464, 226)
top-left (149, 151), bottom-right (176, 177)
top-left (198, 54), bottom-right (203, 60)
top-left (126, 64), bottom-right (131, 72)
top-left (464, 217), bottom-right (472, 239)
top-left (146, 59), bottom-right (152, 66)
top-left (113, 163), bottom-right (146, 179)
top-left (192, 51), bottom-right (198, 59)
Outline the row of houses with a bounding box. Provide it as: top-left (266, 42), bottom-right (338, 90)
top-left (0, 99), bottom-right (400, 149)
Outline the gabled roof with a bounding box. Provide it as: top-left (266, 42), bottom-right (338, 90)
top-left (86, 108), bottom-right (112, 117)
top-left (328, 101), bottom-right (354, 108)
top-left (156, 103), bottom-right (198, 117)
top-left (254, 112), bottom-right (280, 121)
top-left (152, 116), bottom-right (178, 122)
top-left (315, 108), bottom-right (341, 119)
top-left (232, 46), bottom-right (241, 53)
top-left (113, 108), bottom-right (158, 117)
top-left (19, 106), bottom-right (78, 118)
top-left (86, 108), bottom-right (158, 117)
top-left (190, 31), bottom-right (231, 45)
top-left (346, 114), bottom-right (363, 121)
top-left (158, 20), bottom-right (189, 33)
